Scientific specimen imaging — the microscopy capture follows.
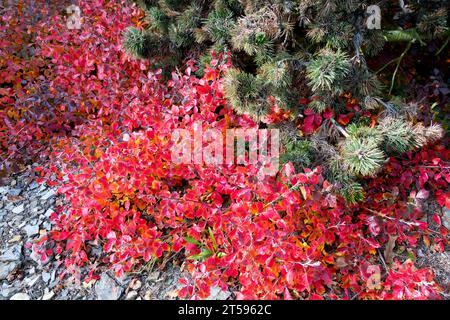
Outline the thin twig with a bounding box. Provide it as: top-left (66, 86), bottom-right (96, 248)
top-left (389, 41), bottom-right (413, 95)
top-left (435, 35), bottom-right (449, 56)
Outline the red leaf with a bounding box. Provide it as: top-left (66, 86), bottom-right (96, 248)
top-left (432, 214), bottom-right (441, 226)
top-left (337, 113), bottom-right (352, 125)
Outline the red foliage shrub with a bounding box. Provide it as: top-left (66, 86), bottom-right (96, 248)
top-left (3, 0), bottom-right (448, 299)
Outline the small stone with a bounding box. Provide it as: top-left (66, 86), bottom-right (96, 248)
top-left (17, 221), bottom-right (26, 228)
top-left (8, 188), bottom-right (22, 196)
top-left (125, 291), bottom-right (138, 300)
top-left (41, 189), bottom-right (56, 201)
top-left (205, 287), bottom-right (231, 300)
top-left (25, 275), bottom-right (40, 288)
top-left (10, 180), bottom-right (16, 187)
top-left (128, 278), bottom-right (142, 290)
top-left (42, 291), bottom-right (55, 300)
top-left (10, 293), bottom-right (31, 300)
top-left (147, 271), bottom-right (160, 282)
top-left (28, 181), bottom-right (38, 190)
top-left (8, 235), bottom-right (22, 243)
top-left (29, 200), bottom-right (38, 208)
top-left (50, 269), bottom-right (56, 282)
top-left (0, 261), bottom-right (18, 280)
top-left (42, 222), bottom-right (51, 230)
top-left (143, 290), bottom-right (153, 300)
top-left (95, 274), bottom-right (124, 300)
top-left (0, 283), bottom-right (19, 298)
top-left (12, 204), bottom-right (24, 214)
top-left (42, 272), bottom-right (51, 283)
top-left (44, 208), bottom-right (54, 218)
top-left (23, 224), bottom-right (39, 237)
top-left (0, 243), bottom-right (22, 262)
top-left (443, 208), bottom-right (450, 230)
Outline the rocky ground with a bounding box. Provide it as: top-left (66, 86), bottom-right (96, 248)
top-left (0, 169), bottom-right (447, 300)
top-left (0, 170), bottom-right (193, 300)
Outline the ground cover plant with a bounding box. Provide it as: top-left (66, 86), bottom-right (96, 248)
top-left (0, 0), bottom-right (449, 300)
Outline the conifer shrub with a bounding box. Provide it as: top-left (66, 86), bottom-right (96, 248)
top-left (124, 0), bottom-right (448, 202)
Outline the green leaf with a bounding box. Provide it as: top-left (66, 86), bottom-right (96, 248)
top-left (208, 227), bottom-right (217, 252)
top-left (187, 249), bottom-right (213, 260)
top-left (184, 236), bottom-right (202, 246)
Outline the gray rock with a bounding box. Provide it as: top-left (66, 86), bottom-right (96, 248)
top-left (29, 200), bottom-right (38, 208)
top-left (0, 244), bottom-right (22, 262)
top-left (205, 287), bottom-right (231, 300)
top-left (0, 261), bottom-right (18, 280)
top-left (11, 204), bottom-right (24, 214)
top-left (44, 208), bottom-right (54, 218)
top-left (95, 274), bottom-right (123, 300)
top-left (23, 224), bottom-right (39, 237)
top-left (0, 244), bottom-right (22, 280)
top-left (42, 272), bottom-right (51, 283)
top-left (10, 293), bottom-right (31, 300)
top-left (41, 189), bottom-right (56, 201)
top-left (0, 283), bottom-right (19, 298)
top-left (443, 208), bottom-right (450, 230)
top-left (125, 291), bottom-right (138, 300)
top-left (42, 291), bottom-right (54, 300)
top-left (28, 181), bottom-right (38, 190)
top-left (24, 275), bottom-right (40, 288)
top-left (8, 188), bottom-right (22, 197)
top-left (0, 283), bottom-right (18, 298)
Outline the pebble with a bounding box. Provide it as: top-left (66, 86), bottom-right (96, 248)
top-left (42, 291), bottom-right (55, 300)
top-left (128, 279), bottom-right (142, 290)
top-left (10, 293), bottom-right (31, 300)
top-left (7, 235), bottom-right (21, 243)
top-left (0, 261), bottom-right (18, 280)
top-left (147, 271), bottom-right (161, 282)
top-left (28, 181), bottom-right (38, 190)
top-left (25, 274), bottom-right (41, 288)
top-left (23, 224), bottom-right (39, 237)
top-left (206, 287), bottom-right (231, 300)
top-left (12, 204), bottom-right (24, 214)
top-left (125, 291), bottom-right (138, 300)
top-left (95, 274), bottom-right (124, 300)
top-left (44, 208), bottom-right (54, 218)
top-left (0, 243), bottom-right (22, 262)
top-left (0, 283), bottom-right (18, 298)
top-left (42, 222), bottom-right (51, 230)
top-left (443, 208), bottom-right (450, 230)
top-left (42, 272), bottom-right (51, 283)
top-left (41, 189), bottom-right (56, 201)
top-left (29, 200), bottom-right (38, 208)
top-left (8, 188), bottom-right (22, 197)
